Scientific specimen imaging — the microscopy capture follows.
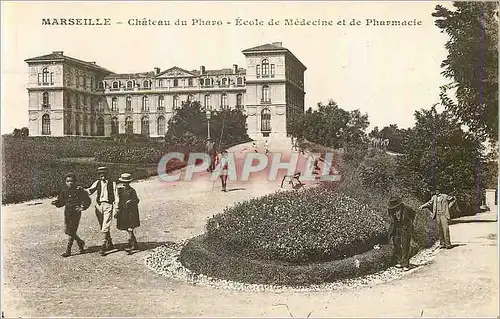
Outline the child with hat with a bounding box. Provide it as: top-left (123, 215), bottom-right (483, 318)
top-left (115, 173), bottom-right (141, 254)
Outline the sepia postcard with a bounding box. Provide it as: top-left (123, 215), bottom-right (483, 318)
top-left (1, 1), bottom-right (498, 317)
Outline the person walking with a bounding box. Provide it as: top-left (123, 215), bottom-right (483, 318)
top-left (387, 196), bottom-right (417, 271)
top-left (115, 173), bottom-right (141, 254)
top-left (419, 186), bottom-right (456, 249)
top-left (51, 173), bottom-right (91, 257)
top-left (86, 166), bottom-right (118, 256)
top-left (205, 138), bottom-right (216, 172)
top-left (216, 150), bottom-right (229, 192)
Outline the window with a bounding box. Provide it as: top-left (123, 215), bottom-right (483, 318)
top-left (256, 65), bottom-right (261, 76)
top-left (236, 93), bottom-right (243, 108)
top-left (42, 91), bottom-right (49, 107)
top-left (188, 78), bottom-right (193, 86)
top-left (75, 115), bottom-right (81, 135)
top-left (83, 76), bottom-right (87, 88)
top-left (157, 116), bottom-right (166, 136)
top-left (127, 81), bottom-right (133, 90)
top-left (204, 94), bottom-right (211, 109)
top-left (42, 114), bottom-right (51, 135)
top-left (126, 96), bottom-right (132, 111)
top-left (83, 114), bottom-right (88, 136)
top-left (221, 78), bottom-right (228, 87)
top-left (65, 116), bottom-right (72, 135)
top-left (142, 96), bottom-right (149, 111)
top-left (173, 79), bottom-right (178, 87)
top-left (270, 64), bottom-right (275, 76)
top-left (98, 82), bottom-right (104, 90)
top-left (42, 68), bottom-right (49, 84)
top-left (187, 94), bottom-right (194, 102)
top-left (262, 85), bottom-right (270, 102)
top-left (202, 78), bottom-right (212, 86)
top-left (236, 77), bottom-right (244, 86)
top-left (112, 81), bottom-right (119, 90)
top-left (143, 80), bottom-right (150, 89)
top-left (111, 117), bottom-right (119, 135)
top-left (261, 108), bottom-right (271, 132)
top-left (158, 95), bottom-right (165, 110)
top-left (76, 94), bottom-right (81, 109)
top-left (90, 117), bottom-right (96, 135)
top-left (262, 59), bottom-right (269, 76)
top-left (173, 95), bottom-right (179, 109)
top-left (221, 93), bottom-right (228, 109)
top-left (112, 97), bottom-right (118, 112)
top-left (125, 116), bottom-right (134, 134)
top-left (141, 116), bottom-right (150, 136)
top-left (158, 79), bottom-right (164, 87)
top-left (97, 117), bottom-right (105, 136)
top-left (98, 100), bottom-right (104, 112)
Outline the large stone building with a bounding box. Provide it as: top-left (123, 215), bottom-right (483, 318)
top-left (25, 42), bottom-right (306, 140)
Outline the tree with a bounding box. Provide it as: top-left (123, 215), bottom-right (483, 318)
top-left (12, 128), bottom-right (21, 138)
top-left (300, 100), bottom-right (369, 148)
top-left (433, 2), bottom-right (499, 141)
top-left (20, 127), bottom-right (29, 137)
top-left (378, 124), bottom-right (407, 153)
top-left (397, 105), bottom-right (486, 216)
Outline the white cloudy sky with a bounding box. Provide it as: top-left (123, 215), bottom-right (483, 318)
top-left (1, 1), bottom-right (451, 134)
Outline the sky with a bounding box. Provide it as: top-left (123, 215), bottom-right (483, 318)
top-left (1, 1), bottom-right (452, 134)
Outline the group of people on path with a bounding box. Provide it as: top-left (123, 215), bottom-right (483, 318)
top-left (388, 186), bottom-right (456, 271)
top-left (52, 166), bottom-right (141, 257)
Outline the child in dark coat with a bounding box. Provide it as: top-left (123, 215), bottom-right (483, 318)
top-left (114, 173), bottom-right (140, 254)
top-left (51, 173), bottom-right (91, 257)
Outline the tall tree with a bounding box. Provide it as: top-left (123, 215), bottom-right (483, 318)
top-left (433, 2), bottom-right (499, 141)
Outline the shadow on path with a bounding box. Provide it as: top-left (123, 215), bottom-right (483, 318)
top-left (449, 219), bottom-right (497, 225)
top-left (81, 241), bottom-right (165, 256)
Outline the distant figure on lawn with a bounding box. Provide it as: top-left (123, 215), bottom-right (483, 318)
top-left (252, 142), bottom-right (258, 153)
top-left (215, 149), bottom-right (229, 192)
top-left (115, 173), bottom-right (141, 255)
top-left (51, 173), bottom-right (91, 257)
top-left (86, 166), bottom-right (118, 256)
top-left (419, 186), bottom-right (456, 249)
top-left (387, 196), bottom-right (417, 271)
top-left (205, 138), bottom-right (216, 172)
top-left (264, 140), bottom-right (270, 154)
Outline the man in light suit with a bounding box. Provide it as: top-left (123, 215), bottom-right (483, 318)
top-left (419, 186), bottom-right (456, 249)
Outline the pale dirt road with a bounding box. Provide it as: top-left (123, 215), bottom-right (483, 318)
top-left (2, 141), bottom-right (498, 317)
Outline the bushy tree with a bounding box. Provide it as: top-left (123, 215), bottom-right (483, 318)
top-left (433, 2), bottom-right (499, 141)
top-left (297, 100), bottom-right (369, 148)
top-left (397, 105), bottom-right (486, 215)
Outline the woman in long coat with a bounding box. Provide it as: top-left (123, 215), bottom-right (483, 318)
top-left (115, 173), bottom-right (140, 254)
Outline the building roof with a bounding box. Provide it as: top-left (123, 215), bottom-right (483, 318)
top-left (104, 71), bottom-right (156, 79)
top-left (242, 42), bottom-right (307, 70)
top-left (106, 67), bottom-right (247, 79)
top-left (24, 51), bottom-right (114, 74)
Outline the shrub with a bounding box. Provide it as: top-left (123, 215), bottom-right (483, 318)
top-left (204, 188), bottom-right (389, 264)
top-left (358, 148), bottom-right (396, 191)
top-left (180, 234), bottom-right (393, 286)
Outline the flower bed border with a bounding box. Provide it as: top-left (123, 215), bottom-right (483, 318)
top-left (179, 234), bottom-right (394, 286)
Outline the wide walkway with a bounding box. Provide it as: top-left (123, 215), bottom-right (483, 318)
top-left (2, 141), bottom-right (498, 317)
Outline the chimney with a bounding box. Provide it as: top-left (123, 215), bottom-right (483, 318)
top-left (272, 42), bottom-right (282, 47)
top-left (52, 51), bottom-right (64, 55)
top-left (154, 67), bottom-right (161, 75)
top-left (233, 64), bottom-right (238, 74)
top-left (200, 65), bottom-right (205, 75)
top-left (91, 62), bottom-right (96, 65)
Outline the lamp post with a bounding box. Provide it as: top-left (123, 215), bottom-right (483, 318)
top-left (205, 109), bottom-right (211, 140)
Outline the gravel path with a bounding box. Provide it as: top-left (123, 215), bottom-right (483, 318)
top-left (2, 141), bottom-right (498, 317)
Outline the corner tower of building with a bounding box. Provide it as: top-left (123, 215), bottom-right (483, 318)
top-left (242, 42), bottom-right (306, 140)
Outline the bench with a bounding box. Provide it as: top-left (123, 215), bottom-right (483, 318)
top-left (281, 172), bottom-right (303, 188)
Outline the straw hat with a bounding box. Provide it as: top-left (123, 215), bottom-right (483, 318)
top-left (118, 173), bottom-right (133, 183)
top-left (97, 166), bottom-right (109, 173)
top-left (388, 196), bottom-right (402, 210)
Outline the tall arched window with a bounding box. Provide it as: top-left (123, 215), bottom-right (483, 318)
top-left (157, 116), bottom-right (166, 136)
top-left (236, 93), bottom-right (243, 108)
top-left (261, 108), bottom-right (271, 132)
top-left (97, 117), bottom-right (105, 136)
top-left (220, 93), bottom-right (228, 109)
top-left (75, 115), bottom-right (81, 135)
top-left (83, 114), bottom-right (88, 136)
top-left (141, 116), bottom-right (150, 136)
top-left (262, 59), bottom-right (270, 76)
top-left (142, 96), bottom-right (149, 111)
top-left (112, 97), bottom-right (118, 111)
top-left (111, 117), bottom-right (119, 135)
top-left (204, 94), bottom-right (211, 109)
top-left (125, 96), bottom-right (132, 111)
top-left (158, 95), bottom-right (165, 110)
top-left (42, 114), bottom-right (51, 135)
top-left (125, 116), bottom-right (134, 134)
top-left (262, 85), bottom-right (270, 102)
top-left (42, 91), bottom-right (49, 107)
top-left (42, 68), bottom-right (49, 83)
top-left (173, 95), bottom-right (179, 109)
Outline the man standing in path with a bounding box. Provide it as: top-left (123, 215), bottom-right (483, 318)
top-left (87, 166), bottom-right (118, 256)
top-left (419, 186), bottom-right (456, 249)
top-left (388, 196), bottom-right (417, 271)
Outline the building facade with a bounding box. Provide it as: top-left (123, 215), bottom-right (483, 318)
top-left (25, 42), bottom-right (306, 140)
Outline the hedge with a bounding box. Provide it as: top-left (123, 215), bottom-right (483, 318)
top-left (180, 234), bottom-right (394, 286)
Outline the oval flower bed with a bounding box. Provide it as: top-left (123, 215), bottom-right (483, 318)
top-left (179, 188), bottom-right (394, 285)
